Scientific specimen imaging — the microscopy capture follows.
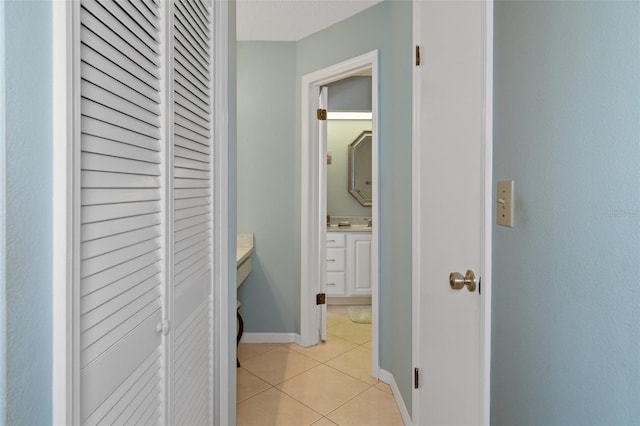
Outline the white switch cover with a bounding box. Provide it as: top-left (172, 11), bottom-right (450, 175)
top-left (497, 180), bottom-right (514, 227)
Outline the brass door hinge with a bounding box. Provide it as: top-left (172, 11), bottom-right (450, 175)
top-left (317, 109), bottom-right (327, 120)
top-left (316, 293), bottom-right (326, 305)
top-left (415, 46), bottom-right (421, 66)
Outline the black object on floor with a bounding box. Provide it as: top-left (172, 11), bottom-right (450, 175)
top-left (237, 311), bottom-right (244, 368)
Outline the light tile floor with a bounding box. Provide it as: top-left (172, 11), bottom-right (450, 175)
top-left (236, 305), bottom-right (404, 426)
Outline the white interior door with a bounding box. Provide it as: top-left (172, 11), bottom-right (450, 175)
top-left (170, 0), bottom-right (214, 424)
top-left (75, 0), bottom-right (215, 424)
top-left (78, 1), bottom-right (164, 423)
top-left (413, 0), bottom-right (488, 424)
top-left (319, 86), bottom-right (329, 341)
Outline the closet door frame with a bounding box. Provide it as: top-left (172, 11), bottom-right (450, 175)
top-left (51, 1), bottom-right (231, 424)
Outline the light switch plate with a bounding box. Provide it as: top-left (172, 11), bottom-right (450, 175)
top-left (497, 180), bottom-right (514, 227)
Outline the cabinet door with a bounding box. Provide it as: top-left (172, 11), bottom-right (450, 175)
top-left (326, 248), bottom-right (346, 271)
top-left (326, 272), bottom-right (346, 295)
top-left (349, 234), bottom-right (372, 296)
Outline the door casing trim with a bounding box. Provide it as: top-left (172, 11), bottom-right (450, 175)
top-left (300, 50), bottom-right (379, 378)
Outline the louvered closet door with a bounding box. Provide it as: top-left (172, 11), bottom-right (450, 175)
top-left (171, 1), bottom-right (214, 424)
top-left (79, 1), bottom-right (164, 424)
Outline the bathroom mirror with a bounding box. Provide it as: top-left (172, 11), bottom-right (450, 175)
top-left (348, 130), bottom-right (372, 207)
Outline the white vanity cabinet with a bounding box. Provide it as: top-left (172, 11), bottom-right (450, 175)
top-left (325, 231), bottom-right (372, 297)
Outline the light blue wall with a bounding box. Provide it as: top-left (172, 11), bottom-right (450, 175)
top-left (237, 42), bottom-right (299, 333)
top-left (298, 0), bottom-right (413, 413)
top-left (492, 1), bottom-right (640, 424)
top-left (327, 76), bottom-right (372, 111)
top-left (4, 1), bottom-right (52, 424)
top-left (237, 0), bottom-right (413, 413)
top-left (0, 2), bottom-right (5, 423)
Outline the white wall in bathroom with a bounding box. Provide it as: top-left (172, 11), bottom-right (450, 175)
top-left (327, 119), bottom-right (372, 218)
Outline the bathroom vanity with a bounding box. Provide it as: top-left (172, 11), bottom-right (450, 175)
top-left (326, 227), bottom-right (371, 297)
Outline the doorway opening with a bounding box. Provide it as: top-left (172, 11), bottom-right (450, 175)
top-left (300, 51), bottom-right (380, 379)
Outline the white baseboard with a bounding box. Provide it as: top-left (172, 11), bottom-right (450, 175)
top-left (379, 369), bottom-right (412, 426)
top-left (240, 332), bottom-right (301, 345)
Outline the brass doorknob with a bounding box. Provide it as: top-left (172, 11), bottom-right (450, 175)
top-left (449, 270), bottom-right (477, 292)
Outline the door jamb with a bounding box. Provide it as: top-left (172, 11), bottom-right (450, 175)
top-left (300, 51), bottom-right (379, 378)
top-left (411, 1), bottom-right (493, 424)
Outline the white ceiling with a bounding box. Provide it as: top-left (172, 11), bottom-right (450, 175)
top-left (236, 0), bottom-right (384, 41)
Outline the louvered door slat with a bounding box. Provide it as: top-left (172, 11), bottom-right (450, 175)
top-left (81, 263), bottom-right (161, 312)
top-left (82, 116), bottom-right (160, 152)
top-left (175, 234), bottom-right (209, 258)
top-left (79, 0), bottom-right (163, 423)
top-left (175, 55), bottom-right (209, 94)
top-left (81, 274), bottom-right (159, 331)
top-left (193, 0), bottom-right (211, 21)
top-left (81, 9), bottom-right (159, 74)
top-left (104, 0), bottom-right (159, 42)
top-left (174, 18), bottom-right (209, 65)
top-left (174, 125), bottom-right (210, 148)
top-left (81, 293), bottom-right (161, 362)
top-left (81, 47), bottom-right (161, 104)
top-left (175, 103), bottom-right (211, 133)
top-left (174, 196), bottom-right (210, 210)
top-left (82, 99), bottom-right (160, 140)
top-left (174, 239), bottom-right (209, 265)
top-left (175, 113), bottom-right (210, 140)
top-left (83, 349), bottom-right (161, 425)
top-left (82, 153), bottom-right (160, 177)
top-left (80, 311), bottom-right (161, 418)
top-left (174, 145), bottom-right (209, 162)
top-left (175, 187), bottom-right (210, 199)
top-left (108, 359), bottom-right (160, 424)
top-left (174, 41), bottom-right (210, 85)
top-left (93, 0), bottom-right (159, 54)
top-left (81, 63), bottom-right (160, 116)
top-left (81, 82), bottom-right (160, 129)
top-left (82, 136), bottom-right (161, 165)
top-left (81, 251), bottom-right (161, 297)
top-left (82, 188), bottom-right (160, 205)
top-left (174, 156), bottom-right (210, 173)
top-left (82, 171), bottom-right (160, 189)
top-left (175, 214), bottom-right (209, 233)
top-left (81, 213), bottom-right (161, 241)
top-left (174, 66), bottom-right (209, 103)
top-left (175, 90), bottom-right (210, 119)
top-left (81, 238), bottom-right (160, 278)
top-left (138, 0), bottom-right (160, 20)
top-left (174, 134), bottom-right (211, 155)
top-left (81, 28), bottom-right (158, 92)
top-left (81, 226), bottom-right (160, 259)
top-left (175, 2), bottom-right (208, 43)
top-left (180, 0), bottom-right (209, 38)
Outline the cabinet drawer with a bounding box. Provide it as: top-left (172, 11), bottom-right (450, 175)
top-left (326, 248), bottom-right (346, 271)
top-left (326, 272), bottom-right (346, 295)
top-left (326, 233), bottom-right (346, 247)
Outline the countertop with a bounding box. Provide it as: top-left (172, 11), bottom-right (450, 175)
top-left (237, 233), bottom-right (254, 265)
top-left (327, 225), bottom-right (372, 233)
